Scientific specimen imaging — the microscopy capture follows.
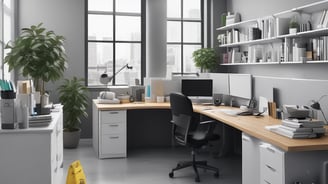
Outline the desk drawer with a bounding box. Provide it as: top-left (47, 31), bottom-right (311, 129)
top-left (100, 110), bottom-right (126, 124)
top-left (260, 144), bottom-right (284, 184)
top-left (260, 144), bottom-right (284, 172)
top-left (102, 122), bottom-right (126, 134)
top-left (101, 134), bottom-right (126, 155)
top-left (261, 161), bottom-right (284, 184)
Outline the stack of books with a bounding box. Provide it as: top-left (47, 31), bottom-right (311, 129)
top-left (29, 114), bottom-right (52, 127)
top-left (266, 118), bottom-right (326, 139)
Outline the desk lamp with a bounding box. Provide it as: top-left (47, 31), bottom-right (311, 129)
top-left (100, 63), bottom-right (133, 85)
top-left (310, 94), bottom-right (328, 124)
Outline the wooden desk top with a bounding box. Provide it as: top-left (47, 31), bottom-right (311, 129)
top-left (94, 101), bottom-right (328, 152)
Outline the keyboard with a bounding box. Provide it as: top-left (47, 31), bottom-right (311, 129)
top-left (219, 109), bottom-right (243, 116)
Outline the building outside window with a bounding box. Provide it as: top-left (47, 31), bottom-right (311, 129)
top-left (166, 0), bottom-right (203, 76)
top-left (87, 0), bottom-right (144, 87)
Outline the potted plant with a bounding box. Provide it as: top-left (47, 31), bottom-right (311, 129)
top-left (289, 17), bottom-right (299, 34)
top-left (58, 77), bottom-right (89, 148)
top-left (4, 23), bottom-right (67, 114)
top-left (192, 48), bottom-right (218, 72)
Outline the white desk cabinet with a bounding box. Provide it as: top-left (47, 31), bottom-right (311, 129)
top-left (259, 143), bottom-right (328, 184)
top-left (242, 133), bottom-right (261, 184)
top-left (0, 109), bottom-right (63, 184)
top-left (93, 103), bottom-right (127, 158)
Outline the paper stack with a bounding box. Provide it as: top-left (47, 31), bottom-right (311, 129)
top-left (266, 118), bottom-right (326, 139)
top-left (29, 114), bottom-right (52, 127)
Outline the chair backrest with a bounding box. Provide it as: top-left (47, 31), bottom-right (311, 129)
top-left (170, 93), bottom-right (194, 145)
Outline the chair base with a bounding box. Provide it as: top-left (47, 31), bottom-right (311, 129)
top-left (169, 160), bottom-right (219, 182)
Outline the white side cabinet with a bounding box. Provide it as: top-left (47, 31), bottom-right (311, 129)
top-left (259, 143), bottom-right (328, 184)
top-left (0, 109), bottom-right (63, 184)
top-left (242, 133), bottom-right (261, 184)
top-left (93, 104), bottom-right (127, 158)
top-left (260, 143), bottom-right (285, 184)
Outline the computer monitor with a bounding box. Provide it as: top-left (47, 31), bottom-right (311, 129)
top-left (181, 79), bottom-right (213, 97)
top-left (229, 74), bottom-right (252, 99)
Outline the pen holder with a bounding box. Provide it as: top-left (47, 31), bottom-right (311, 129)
top-left (1, 91), bottom-right (17, 129)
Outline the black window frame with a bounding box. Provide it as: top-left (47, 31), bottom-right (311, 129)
top-left (166, 0), bottom-right (204, 74)
top-left (85, 0), bottom-right (146, 87)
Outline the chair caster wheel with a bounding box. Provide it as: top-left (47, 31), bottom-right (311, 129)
top-left (169, 172), bottom-right (174, 178)
top-left (195, 177), bottom-right (200, 182)
top-left (214, 172), bottom-right (219, 178)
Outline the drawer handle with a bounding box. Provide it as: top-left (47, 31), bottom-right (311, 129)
top-left (265, 164), bottom-right (276, 172)
top-left (242, 137), bottom-right (250, 142)
top-left (264, 179), bottom-right (271, 184)
top-left (110, 136), bottom-right (119, 139)
top-left (109, 112), bottom-right (119, 114)
top-left (109, 124), bottom-right (119, 127)
top-left (266, 147), bottom-right (275, 153)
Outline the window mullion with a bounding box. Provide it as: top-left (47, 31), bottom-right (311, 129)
top-left (180, 0), bottom-right (184, 73)
top-left (112, 0), bottom-right (116, 85)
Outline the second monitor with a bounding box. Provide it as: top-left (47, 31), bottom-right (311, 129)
top-left (181, 79), bottom-right (213, 103)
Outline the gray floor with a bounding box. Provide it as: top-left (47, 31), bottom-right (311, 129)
top-left (59, 140), bottom-right (242, 184)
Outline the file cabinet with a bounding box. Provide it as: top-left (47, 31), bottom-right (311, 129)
top-left (260, 144), bottom-right (285, 184)
top-left (258, 143), bottom-right (328, 184)
top-left (0, 109), bottom-right (63, 184)
top-left (242, 133), bottom-right (261, 184)
top-left (93, 105), bottom-right (127, 159)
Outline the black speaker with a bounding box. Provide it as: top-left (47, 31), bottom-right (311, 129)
top-left (213, 94), bottom-right (223, 106)
top-left (214, 98), bottom-right (221, 106)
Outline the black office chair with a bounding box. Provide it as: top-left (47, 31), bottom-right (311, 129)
top-left (168, 92), bottom-right (220, 182)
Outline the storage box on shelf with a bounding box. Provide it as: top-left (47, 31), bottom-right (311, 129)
top-left (217, 0), bottom-right (328, 65)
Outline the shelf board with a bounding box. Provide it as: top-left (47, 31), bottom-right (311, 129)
top-left (295, 0), bottom-right (328, 14)
top-left (274, 0), bottom-right (328, 18)
top-left (306, 60), bottom-right (328, 64)
top-left (221, 60), bottom-right (328, 66)
top-left (216, 19), bottom-right (258, 31)
top-left (219, 37), bottom-right (282, 47)
top-left (280, 61), bottom-right (304, 64)
top-left (221, 62), bottom-right (280, 66)
top-left (219, 28), bottom-right (328, 48)
top-left (277, 28), bottom-right (328, 39)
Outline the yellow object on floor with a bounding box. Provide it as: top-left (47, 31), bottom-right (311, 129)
top-left (66, 160), bottom-right (87, 184)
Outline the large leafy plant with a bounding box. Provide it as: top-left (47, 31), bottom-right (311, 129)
top-left (192, 48), bottom-right (218, 72)
top-left (58, 77), bottom-right (89, 132)
top-left (4, 23), bottom-right (67, 97)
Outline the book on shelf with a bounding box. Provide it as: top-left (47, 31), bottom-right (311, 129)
top-left (322, 10), bottom-right (328, 28)
top-left (317, 9), bottom-right (327, 28)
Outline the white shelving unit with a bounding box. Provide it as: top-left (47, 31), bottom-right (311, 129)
top-left (218, 0), bottom-right (328, 66)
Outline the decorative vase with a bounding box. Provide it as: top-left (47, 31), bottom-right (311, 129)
top-left (289, 28), bottom-right (297, 34)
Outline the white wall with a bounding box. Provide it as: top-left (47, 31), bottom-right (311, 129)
top-left (18, 0), bottom-right (85, 95)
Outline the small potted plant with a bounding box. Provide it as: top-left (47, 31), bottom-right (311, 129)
top-left (289, 17), bottom-right (299, 34)
top-left (58, 77), bottom-right (89, 148)
top-left (4, 23), bottom-right (67, 114)
top-left (192, 48), bottom-right (218, 72)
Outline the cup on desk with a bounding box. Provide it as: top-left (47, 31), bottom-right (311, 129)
top-left (156, 96), bottom-right (164, 103)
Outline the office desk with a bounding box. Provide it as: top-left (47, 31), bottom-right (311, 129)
top-left (93, 101), bottom-right (328, 184)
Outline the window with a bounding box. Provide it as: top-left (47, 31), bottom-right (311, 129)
top-left (0, 0), bottom-right (15, 80)
top-left (167, 0), bottom-right (203, 76)
top-left (87, 0), bottom-right (144, 86)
